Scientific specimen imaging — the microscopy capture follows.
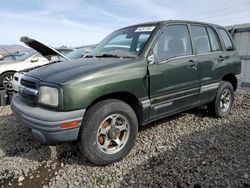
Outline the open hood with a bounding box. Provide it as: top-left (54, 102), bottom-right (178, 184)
top-left (20, 36), bottom-right (69, 61)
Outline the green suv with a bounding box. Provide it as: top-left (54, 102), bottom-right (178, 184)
top-left (11, 20), bottom-right (241, 165)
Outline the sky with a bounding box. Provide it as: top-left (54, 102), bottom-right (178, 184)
top-left (0, 0), bottom-right (250, 47)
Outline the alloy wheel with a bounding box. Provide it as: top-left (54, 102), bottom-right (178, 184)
top-left (96, 114), bottom-right (130, 154)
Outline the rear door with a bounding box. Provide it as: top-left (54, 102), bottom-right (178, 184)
top-left (189, 25), bottom-right (224, 102)
top-left (148, 24), bottom-right (200, 118)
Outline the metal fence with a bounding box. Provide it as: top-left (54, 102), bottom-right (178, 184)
top-left (227, 24), bottom-right (250, 87)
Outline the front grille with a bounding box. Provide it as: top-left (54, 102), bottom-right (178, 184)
top-left (21, 79), bottom-right (36, 89)
top-left (20, 91), bottom-right (36, 102)
top-left (19, 78), bottom-right (38, 104)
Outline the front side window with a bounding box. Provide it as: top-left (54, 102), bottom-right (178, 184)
top-left (191, 26), bottom-right (211, 54)
top-left (218, 28), bottom-right (234, 50)
top-left (153, 25), bottom-right (192, 62)
top-left (89, 25), bottom-right (155, 58)
top-left (207, 28), bottom-right (221, 52)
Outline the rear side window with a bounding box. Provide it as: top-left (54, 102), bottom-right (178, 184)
top-left (191, 26), bottom-right (211, 54)
top-left (218, 28), bottom-right (234, 50)
top-left (153, 25), bottom-right (192, 62)
top-left (207, 28), bottom-right (221, 52)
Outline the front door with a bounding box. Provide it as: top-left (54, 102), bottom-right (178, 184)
top-left (148, 24), bottom-right (200, 118)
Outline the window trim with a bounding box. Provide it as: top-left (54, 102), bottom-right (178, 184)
top-left (157, 54), bottom-right (195, 64)
top-left (157, 50), bottom-right (223, 64)
top-left (151, 23), bottom-right (193, 64)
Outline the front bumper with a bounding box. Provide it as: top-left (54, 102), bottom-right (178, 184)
top-left (12, 72), bottom-right (23, 92)
top-left (11, 94), bottom-right (86, 144)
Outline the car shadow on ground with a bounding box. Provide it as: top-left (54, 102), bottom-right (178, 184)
top-left (0, 105), bottom-right (215, 165)
top-left (140, 105), bottom-right (212, 132)
top-left (55, 105), bottom-right (214, 166)
top-left (120, 119), bottom-right (250, 187)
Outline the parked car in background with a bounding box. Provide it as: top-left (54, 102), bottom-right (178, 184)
top-left (54, 48), bottom-right (73, 56)
top-left (0, 36), bottom-right (71, 90)
top-left (0, 53), bottom-right (26, 62)
top-left (12, 45), bottom-right (96, 93)
top-left (12, 20), bottom-right (241, 165)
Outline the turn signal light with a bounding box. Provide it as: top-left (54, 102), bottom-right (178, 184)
top-left (60, 121), bottom-right (79, 129)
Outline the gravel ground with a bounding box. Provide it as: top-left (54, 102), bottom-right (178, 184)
top-left (0, 90), bottom-right (250, 188)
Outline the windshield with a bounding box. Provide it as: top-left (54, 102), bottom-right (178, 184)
top-left (16, 51), bottom-right (36, 61)
top-left (88, 25), bottom-right (156, 58)
top-left (66, 48), bottom-right (87, 60)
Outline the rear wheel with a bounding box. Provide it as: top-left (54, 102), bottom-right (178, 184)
top-left (208, 81), bottom-right (234, 118)
top-left (78, 99), bottom-right (138, 165)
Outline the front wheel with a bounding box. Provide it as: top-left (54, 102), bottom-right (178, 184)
top-left (0, 72), bottom-right (15, 90)
top-left (208, 81), bottom-right (234, 118)
top-left (78, 99), bottom-right (138, 165)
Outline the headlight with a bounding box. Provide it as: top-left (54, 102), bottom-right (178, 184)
top-left (38, 86), bottom-right (59, 107)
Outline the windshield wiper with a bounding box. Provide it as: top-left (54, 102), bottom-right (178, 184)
top-left (95, 54), bottom-right (121, 58)
top-left (85, 53), bottom-right (136, 59)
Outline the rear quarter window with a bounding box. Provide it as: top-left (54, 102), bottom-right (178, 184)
top-left (218, 28), bottom-right (234, 50)
top-left (207, 27), bottom-right (221, 52)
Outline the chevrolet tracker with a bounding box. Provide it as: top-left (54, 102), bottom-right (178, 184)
top-left (11, 20), bottom-right (241, 165)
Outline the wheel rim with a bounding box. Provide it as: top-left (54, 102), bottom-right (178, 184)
top-left (220, 89), bottom-right (231, 112)
top-left (96, 114), bottom-right (130, 155)
top-left (3, 75), bottom-right (13, 90)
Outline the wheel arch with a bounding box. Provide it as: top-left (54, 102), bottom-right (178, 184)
top-left (0, 70), bottom-right (17, 76)
top-left (221, 73), bottom-right (237, 91)
top-left (88, 92), bottom-right (143, 125)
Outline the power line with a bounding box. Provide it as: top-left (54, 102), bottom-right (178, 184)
top-left (209, 14), bottom-right (250, 24)
top-left (172, 2), bottom-right (250, 20)
top-left (193, 7), bottom-right (250, 20)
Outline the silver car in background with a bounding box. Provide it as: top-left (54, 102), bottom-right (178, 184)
top-left (0, 36), bottom-right (72, 91)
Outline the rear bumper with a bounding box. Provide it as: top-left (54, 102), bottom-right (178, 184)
top-left (11, 94), bottom-right (86, 144)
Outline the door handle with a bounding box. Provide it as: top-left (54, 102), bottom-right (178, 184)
top-left (189, 60), bottom-right (197, 70)
top-left (218, 56), bottom-right (225, 63)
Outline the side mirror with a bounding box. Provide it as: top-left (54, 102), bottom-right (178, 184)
top-left (147, 50), bottom-right (155, 64)
top-left (31, 56), bottom-right (39, 63)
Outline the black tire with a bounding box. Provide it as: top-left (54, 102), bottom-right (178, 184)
top-left (78, 99), bottom-right (138, 165)
top-left (0, 90), bottom-right (7, 106)
top-left (208, 81), bottom-right (234, 118)
top-left (0, 72), bottom-right (15, 90)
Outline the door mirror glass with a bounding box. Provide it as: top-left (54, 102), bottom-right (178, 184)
top-left (31, 56), bottom-right (39, 62)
